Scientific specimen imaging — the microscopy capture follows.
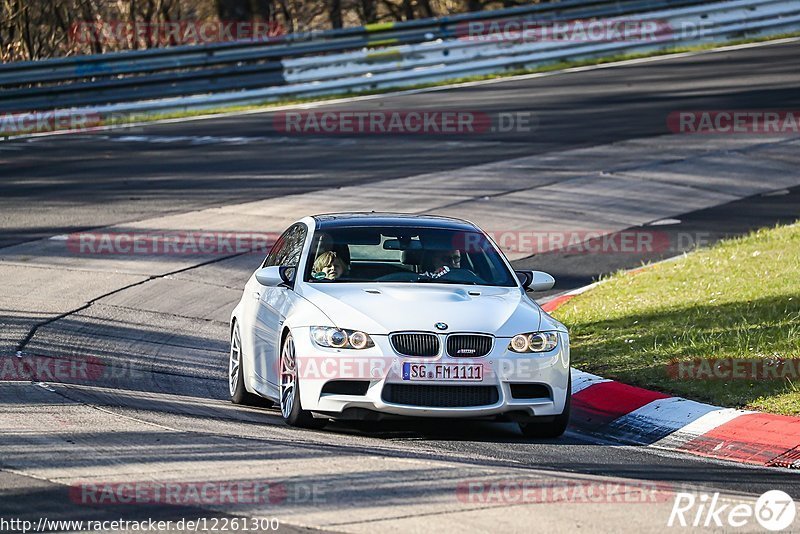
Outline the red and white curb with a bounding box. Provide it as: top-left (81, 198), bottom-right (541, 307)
top-left (542, 287), bottom-right (800, 469)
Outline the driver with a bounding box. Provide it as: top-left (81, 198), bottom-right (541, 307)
top-left (420, 249), bottom-right (461, 278)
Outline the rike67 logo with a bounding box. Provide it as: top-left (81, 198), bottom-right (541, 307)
top-left (668, 490), bottom-right (796, 531)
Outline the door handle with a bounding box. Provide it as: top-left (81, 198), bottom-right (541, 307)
top-left (252, 291), bottom-right (261, 300)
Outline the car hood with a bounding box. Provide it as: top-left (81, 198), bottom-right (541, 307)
top-left (300, 283), bottom-right (542, 336)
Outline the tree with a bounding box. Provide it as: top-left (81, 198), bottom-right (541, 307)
top-left (1, 0), bottom-right (554, 61)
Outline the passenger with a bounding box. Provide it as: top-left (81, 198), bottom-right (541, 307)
top-left (312, 251), bottom-right (348, 280)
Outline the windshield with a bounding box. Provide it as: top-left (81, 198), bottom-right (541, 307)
top-left (304, 226), bottom-right (517, 287)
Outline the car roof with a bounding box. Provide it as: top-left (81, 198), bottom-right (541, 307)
top-left (312, 213), bottom-right (479, 231)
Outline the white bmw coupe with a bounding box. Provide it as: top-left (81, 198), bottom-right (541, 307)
top-left (229, 213), bottom-right (571, 437)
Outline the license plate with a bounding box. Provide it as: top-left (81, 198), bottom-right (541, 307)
top-left (402, 363), bottom-right (483, 382)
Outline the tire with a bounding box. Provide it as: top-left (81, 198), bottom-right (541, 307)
top-left (280, 333), bottom-right (326, 429)
top-left (519, 372), bottom-right (571, 439)
top-left (229, 322), bottom-right (274, 407)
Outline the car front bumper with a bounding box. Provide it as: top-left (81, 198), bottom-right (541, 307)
top-left (291, 327), bottom-right (570, 420)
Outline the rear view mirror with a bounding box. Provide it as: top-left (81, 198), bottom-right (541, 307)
top-left (383, 238), bottom-right (422, 251)
top-left (515, 270), bottom-right (555, 291)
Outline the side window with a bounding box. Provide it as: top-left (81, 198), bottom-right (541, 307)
top-left (264, 224), bottom-right (307, 268)
top-left (263, 233), bottom-right (288, 268)
top-left (280, 224), bottom-right (307, 268)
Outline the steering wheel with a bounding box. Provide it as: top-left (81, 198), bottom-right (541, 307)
top-left (436, 268), bottom-right (486, 285)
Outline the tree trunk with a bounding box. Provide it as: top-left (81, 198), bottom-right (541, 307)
top-left (249, 0), bottom-right (273, 21)
top-left (466, 0), bottom-right (483, 13)
top-left (215, 0), bottom-right (253, 21)
top-left (78, 0), bottom-right (103, 55)
top-left (328, 0), bottom-right (342, 29)
top-left (417, 0), bottom-right (435, 19)
top-left (277, 0), bottom-right (294, 34)
top-left (359, 0), bottom-right (377, 24)
top-left (401, 0), bottom-right (413, 21)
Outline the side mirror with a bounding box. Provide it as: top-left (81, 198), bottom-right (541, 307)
top-left (255, 266), bottom-right (295, 286)
top-left (515, 270), bottom-right (532, 288)
top-left (515, 270), bottom-right (555, 292)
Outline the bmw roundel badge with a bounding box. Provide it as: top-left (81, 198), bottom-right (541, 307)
top-left (435, 322), bottom-right (448, 330)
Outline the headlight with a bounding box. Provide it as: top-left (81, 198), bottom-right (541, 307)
top-left (508, 332), bottom-right (558, 353)
top-left (310, 327), bottom-right (374, 350)
top-left (348, 330), bottom-right (369, 349)
top-left (510, 334), bottom-right (529, 352)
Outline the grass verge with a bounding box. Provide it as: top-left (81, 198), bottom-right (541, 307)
top-left (553, 222), bottom-right (800, 415)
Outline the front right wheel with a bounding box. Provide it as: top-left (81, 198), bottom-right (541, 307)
top-left (280, 333), bottom-right (326, 429)
top-left (229, 322), bottom-right (273, 407)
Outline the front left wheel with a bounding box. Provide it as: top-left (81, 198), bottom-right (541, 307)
top-left (229, 322), bottom-right (273, 407)
top-left (280, 333), bottom-right (326, 429)
top-left (519, 371), bottom-right (571, 439)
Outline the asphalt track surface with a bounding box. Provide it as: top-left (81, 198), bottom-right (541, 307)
top-left (3, 40), bottom-right (800, 249)
top-left (2, 39), bottom-right (800, 531)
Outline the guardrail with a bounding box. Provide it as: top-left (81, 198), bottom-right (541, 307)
top-left (0, 0), bottom-right (696, 86)
top-left (1, 0), bottom-right (798, 120)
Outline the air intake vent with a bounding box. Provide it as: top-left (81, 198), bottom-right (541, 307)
top-left (509, 383), bottom-right (551, 400)
top-left (382, 384), bottom-right (499, 407)
top-left (321, 380), bottom-right (370, 396)
top-left (390, 333), bottom-right (439, 357)
top-left (447, 334), bottom-right (493, 357)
